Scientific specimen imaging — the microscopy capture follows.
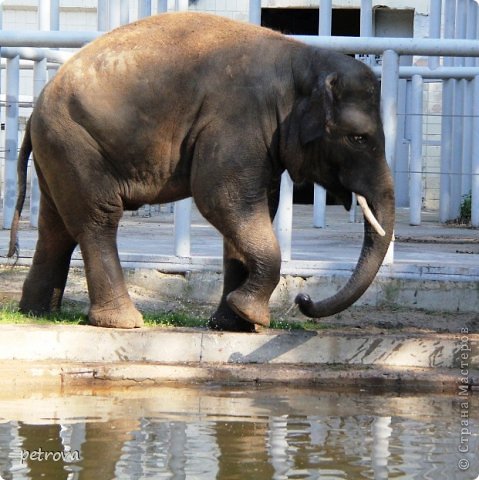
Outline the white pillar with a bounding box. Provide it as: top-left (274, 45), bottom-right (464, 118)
top-left (275, 172), bottom-right (294, 261)
top-left (174, 198), bottom-right (192, 257)
top-left (249, 0), bottom-right (261, 25)
top-left (409, 75), bottom-right (423, 226)
top-left (471, 75), bottom-right (479, 227)
top-left (3, 56), bottom-right (20, 229)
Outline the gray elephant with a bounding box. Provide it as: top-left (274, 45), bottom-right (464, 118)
top-left (9, 12), bottom-right (395, 331)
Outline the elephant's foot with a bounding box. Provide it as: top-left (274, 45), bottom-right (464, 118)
top-left (226, 291), bottom-right (270, 328)
top-left (19, 300), bottom-right (50, 317)
top-left (89, 300), bottom-right (144, 329)
top-left (208, 305), bottom-right (258, 332)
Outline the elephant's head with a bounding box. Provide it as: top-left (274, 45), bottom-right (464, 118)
top-left (290, 52), bottom-right (395, 318)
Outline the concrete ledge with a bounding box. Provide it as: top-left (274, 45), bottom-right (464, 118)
top-left (2, 360), bottom-right (477, 393)
top-left (1, 324), bottom-right (477, 368)
top-left (1, 325), bottom-right (477, 393)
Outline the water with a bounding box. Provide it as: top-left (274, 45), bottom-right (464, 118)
top-left (0, 385), bottom-right (478, 479)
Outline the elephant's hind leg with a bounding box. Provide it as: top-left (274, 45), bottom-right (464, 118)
top-left (75, 207), bottom-right (144, 329)
top-left (19, 194), bottom-right (77, 315)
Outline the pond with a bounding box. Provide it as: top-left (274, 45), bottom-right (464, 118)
top-left (0, 385), bottom-right (478, 479)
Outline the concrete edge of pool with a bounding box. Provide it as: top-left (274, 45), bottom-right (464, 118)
top-left (0, 325), bottom-right (479, 392)
top-left (1, 324), bottom-right (478, 393)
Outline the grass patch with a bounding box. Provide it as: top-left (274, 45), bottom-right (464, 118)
top-left (0, 302), bottom-right (320, 331)
top-left (0, 302), bottom-right (88, 325)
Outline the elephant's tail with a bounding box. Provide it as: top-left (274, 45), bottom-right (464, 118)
top-left (8, 116), bottom-right (33, 259)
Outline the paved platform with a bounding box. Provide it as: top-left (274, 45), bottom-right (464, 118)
top-left (1, 204), bottom-right (478, 273)
top-left (1, 204), bottom-right (478, 312)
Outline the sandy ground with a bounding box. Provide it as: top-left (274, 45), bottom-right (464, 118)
top-left (1, 265), bottom-right (477, 335)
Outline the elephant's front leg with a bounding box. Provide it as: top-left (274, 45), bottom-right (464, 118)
top-left (198, 199), bottom-right (281, 329)
top-left (225, 215), bottom-right (281, 328)
top-left (208, 238), bottom-right (257, 332)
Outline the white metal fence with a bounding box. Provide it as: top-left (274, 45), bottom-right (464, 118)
top-left (0, 0), bottom-right (478, 266)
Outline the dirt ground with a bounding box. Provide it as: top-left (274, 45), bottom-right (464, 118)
top-left (1, 265), bottom-right (477, 334)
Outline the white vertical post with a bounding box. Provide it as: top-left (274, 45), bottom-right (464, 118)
top-left (409, 75), bottom-right (423, 226)
top-left (30, 59), bottom-right (49, 228)
top-left (97, 0), bottom-right (109, 31)
top-left (138, 0), bottom-right (152, 18)
top-left (381, 50), bottom-right (399, 265)
top-left (174, 198), bottom-right (192, 257)
top-left (471, 75), bottom-right (479, 227)
top-left (440, 0), bottom-right (456, 222)
top-left (109, 0), bottom-right (122, 29)
top-left (276, 172), bottom-right (294, 261)
top-left (381, 50), bottom-right (399, 176)
top-left (439, 80), bottom-right (454, 223)
top-left (121, 0), bottom-right (130, 25)
top-left (249, 0), bottom-right (261, 25)
top-left (175, 0), bottom-right (188, 12)
top-left (313, 0), bottom-right (332, 228)
top-left (3, 56), bottom-right (20, 229)
top-left (428, 0), bottom-right (442, 70)
top-left (360, 0), bottom-right (373, 66)
top-left (313, 185), bottom-right (326, 228)
top-left (319, 0), bottom-right (332, 36)
top-left (157, 0), bottom-right (168, 13)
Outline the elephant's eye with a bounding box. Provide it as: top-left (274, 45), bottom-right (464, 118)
top-left (348, 134), bottom-right (368, 145)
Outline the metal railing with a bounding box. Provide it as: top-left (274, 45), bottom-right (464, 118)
top-left (1, 0), bottom-right (478, 269)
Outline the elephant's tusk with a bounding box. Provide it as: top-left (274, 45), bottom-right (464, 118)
top-left (356, 194), bottom-right (386, 237)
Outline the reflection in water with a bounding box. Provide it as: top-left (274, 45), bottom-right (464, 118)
top-left (0, 386), bottom-right (478, 479)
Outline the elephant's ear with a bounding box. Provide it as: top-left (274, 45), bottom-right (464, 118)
top-left (300, 72), bottom-right (338, 145)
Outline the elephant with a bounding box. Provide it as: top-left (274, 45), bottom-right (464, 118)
top-left (8, 12), bottom-right (395, 332)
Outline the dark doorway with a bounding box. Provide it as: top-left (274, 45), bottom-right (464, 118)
top-left (261, 8), bottom-right (360, 37)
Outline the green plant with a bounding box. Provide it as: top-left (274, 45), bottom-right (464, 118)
top-left (459, 192), bottom-right (472, 224)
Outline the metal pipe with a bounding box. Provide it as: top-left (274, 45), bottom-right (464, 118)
top-left (465, 0), bottom-right (477, 68)
top-left (313, 0), bottom-right (333, 231)
top-left (108, 0), bottom-right (122, 29)
top-left (3, 56), bottom-right (20, 229)
top-left (372, 65), bottom-right (479, 79)
top-left (428, 0), bottom-right (442, 69)
top-left (292, 35), bottom-right (479, 57)
top-left (138, 0), bottom-right (152, 18)
top-left (381, 50), bottom-right (399, 175)
top-left (409, 75), bottom-right (423, 226)
top-left (174, 198), bottom-right (192, 257)
top-left (121, 0), bottom-right (130, 25)
top-left (313, 185), bottom-right (326, 228)
top-left (1, 47), bottom-right (71, 64)
top-left (380, 50), bottom-right (399, 264)
top-left (30, 58), bottom-right (48, 228)
top-left (461, 79), bottom-right (473, 197)
top-left (175, 0), bottom-right (189, 12)
top-left (157, 0), bottom-right (168, 13)
top-left (0, 31), bottom-right (477, 56)
top-left (440, 79), bottom-right (455, 223)
top-left (319, 0), bottom-right (332, 36)
top-left (471, 75), bottom-right (479, 227)
top-left (97, 0), bottom-right (109, 31)
top-left (249, 0), bottom-right (261, 25)
top-left (276, 172), bottom-right (294, 261)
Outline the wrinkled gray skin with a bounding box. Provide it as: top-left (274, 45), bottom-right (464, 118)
top-left (9, 12), bottom-right (395, 331)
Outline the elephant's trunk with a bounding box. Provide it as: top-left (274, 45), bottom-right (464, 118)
top-left (295, 179), bottom-right (395, 318)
